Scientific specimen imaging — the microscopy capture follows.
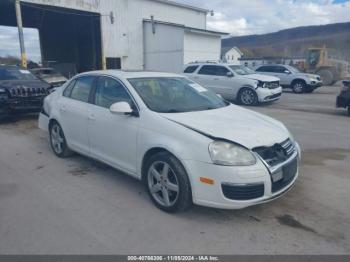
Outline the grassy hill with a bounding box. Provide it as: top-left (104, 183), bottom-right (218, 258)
top-left (222, 22), bottom-right (350, 61)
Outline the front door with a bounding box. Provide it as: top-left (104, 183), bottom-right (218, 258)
top-left (88, 76), bottom-right (139, 174)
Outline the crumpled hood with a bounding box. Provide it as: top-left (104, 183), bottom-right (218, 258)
top-left (241, 74), bottom-right (280, 82)
top-left (0, 80), bottom-right (51, 90)
top-left (41, 76), bottom-right (67, 84)
top-left (161, 105), bottom-right (289, 149)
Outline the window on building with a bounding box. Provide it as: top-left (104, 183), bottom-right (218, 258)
top-left (106, 57), bottom-right (121, 70)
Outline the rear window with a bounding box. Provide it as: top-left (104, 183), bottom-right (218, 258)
top-left (184, 65), bottom-right (199, 74)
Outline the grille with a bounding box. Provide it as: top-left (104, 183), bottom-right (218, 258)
top-left (254, 139), bottom-right (296, 167)
top-left (222, 183), bottom-right (265, 201)
top-left (272, 158), bottom-right (298, 193)
top-left (266, 93), bottom-right (282, 100)
top-left (10, 86), bottom-right (48, 98)
top-left (265, 81), bottom-right (280, 89)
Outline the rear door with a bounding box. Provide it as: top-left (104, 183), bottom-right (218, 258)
top-left (196, 65), bottom-right (233, 98)
top-left (58, 76), bottom-right (95, 155)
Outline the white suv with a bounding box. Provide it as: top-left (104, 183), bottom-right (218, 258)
top-left (255, 64), bottom-right (323, 94)
top-left (184, 62), bottom-right (282, 106)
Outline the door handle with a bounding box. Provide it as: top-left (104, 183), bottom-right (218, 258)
top-left (60, 106), bottom-right (66, 112)
top-left (88, 114), bottom-right (96, 121)
top-left (214, 78), bottom-right (220, 80)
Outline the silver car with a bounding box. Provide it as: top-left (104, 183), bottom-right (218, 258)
top-left (255, 64), bottom-right (323, 94)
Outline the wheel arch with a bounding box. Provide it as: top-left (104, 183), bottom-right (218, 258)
top-left (291, 78), bottom-right (307, 86)
top-left (141, 147), bottom-right (190, 185)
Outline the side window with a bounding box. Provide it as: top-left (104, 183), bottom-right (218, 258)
top-left (70, 76), bottom-right (95, 103)
top-left (256, 66), bottom-right (269, 72)
top-left (274, 66), bottom-right (287, 73)
top-left (184, 66), bottom-right (199, 74)
top-left (63, 80), bottom-right (76, 97)
top-left (198, 65), bottom-right (229, 76)
top-left (94, 77), bottom-right (132, 109)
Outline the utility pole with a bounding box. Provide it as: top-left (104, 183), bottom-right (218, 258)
top-left (15, 0), bottom-right (27, 68)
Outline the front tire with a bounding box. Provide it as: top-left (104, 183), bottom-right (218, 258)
top-left (49, 122), bottom-right (73, 158)
top-left (145, 152), bottom-right (192, 213)
top-left (348, 106), bottom-right (350, 117)
top-left (292, 81), bottom-right (306, 94)
top-left (237, 87), bottom-right (258, 106)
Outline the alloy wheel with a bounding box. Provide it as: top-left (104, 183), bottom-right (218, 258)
top-left (147, 161), bottom-right (179, 207)
top-left (50, 124), bottom-right (64, 155)
top-left (240, 89), bottom-right (256, 105)
top-left (293, 83), bottom-right (304, 93)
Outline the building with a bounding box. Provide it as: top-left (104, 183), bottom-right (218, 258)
top-left (221, 46), bottom-right (243, 64)
top-left (0, 0), bottom-right (226, 75)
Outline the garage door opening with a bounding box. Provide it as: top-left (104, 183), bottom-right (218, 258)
top-left (0, 0), bottom-right (103, 78)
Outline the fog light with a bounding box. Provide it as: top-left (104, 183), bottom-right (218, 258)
top-left (271, 170), bottom-right (283, 183)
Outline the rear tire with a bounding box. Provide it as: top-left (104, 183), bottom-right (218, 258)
top-left (317, 69), bottom-right (334, 86)
top-left (49, 122), bottom-right (73, 158)
top-left (237, 87), bottom-right (258, 106)
top-left (144, 152), bottom-right (192, 213)
top-left (292, 81), bottom-right (306, 94)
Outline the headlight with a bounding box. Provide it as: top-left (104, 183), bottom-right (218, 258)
top-left (257, 81), bottom-right (265, 88)
top-left (209, 141), bottom-right (257, 166)
top-left (0, 88), bottom-right (8, 100)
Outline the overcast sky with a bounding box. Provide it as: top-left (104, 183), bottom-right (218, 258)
top-left (0, 0), bottom-right (349, 62)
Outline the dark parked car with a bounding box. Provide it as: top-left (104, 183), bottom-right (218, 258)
top-left (30, 68), bottom-right (68, 87)
top-left (336, 81), bottom-right (350, 116)
top-left (0, 65), bottom-right (52, 119)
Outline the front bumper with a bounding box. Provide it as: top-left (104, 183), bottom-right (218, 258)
top-left (184, 142), bottom-right (300, 210)
top-left (307, 80), bottom-right (323, 89)
top-left (0, 97), bottom-right (45, 115)
top-left (256, 86), bottom-right (283, 103)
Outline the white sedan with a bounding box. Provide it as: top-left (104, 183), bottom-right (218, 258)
top-left (39, 71), bottom-right (301, 213)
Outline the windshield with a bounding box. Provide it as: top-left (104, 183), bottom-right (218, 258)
top-left (128, 77), bottom-right (228, 113)
top-left (229, 65), bottom-right (255, 75)
top-left (0, 68), bottom-right (38, 81)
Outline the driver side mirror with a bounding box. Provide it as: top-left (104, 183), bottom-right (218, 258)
top-left (227, 72), bottom-right (234, 78)
top-left (110, 102), bottom-right (138, 116)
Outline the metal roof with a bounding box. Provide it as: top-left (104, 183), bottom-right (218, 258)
top-left (151, 0), bottom-right (209, 13)
top-left (143, 19), bottom-right (228, 36)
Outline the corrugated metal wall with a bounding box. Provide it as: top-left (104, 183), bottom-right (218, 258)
top-left (183, 31), bottom-right (221, 64)
top-left (22, 0), bottom-right (208, 70)
top-left (143, 22), bottom-right (184, 73)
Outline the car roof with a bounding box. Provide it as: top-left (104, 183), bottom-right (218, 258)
top-left (77, 70), bottom-right (183, 79)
